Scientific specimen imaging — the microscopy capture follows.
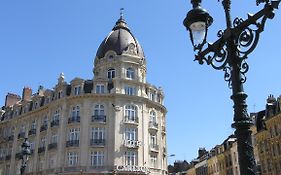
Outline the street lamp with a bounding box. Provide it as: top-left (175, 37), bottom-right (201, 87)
top-left (183, 0), bottom-right (280, 175)
top-left (20, 138), bottom-right (31, 175)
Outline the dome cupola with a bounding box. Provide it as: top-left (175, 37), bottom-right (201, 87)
top-left (95, 13), bottom-right (144, 59)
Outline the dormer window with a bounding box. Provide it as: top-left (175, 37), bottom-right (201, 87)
top-left (126, 68), bottom-right (135, 79)
top-left (74, 86), bottom-right (81, 96)
top-left (107, 68), bottom-right (115, 79)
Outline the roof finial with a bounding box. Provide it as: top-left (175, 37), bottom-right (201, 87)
top-left (120, 8), bottom-right (124, 19)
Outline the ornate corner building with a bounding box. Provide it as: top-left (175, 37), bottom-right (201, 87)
top-left (0, 16), bottom-right (168, 175)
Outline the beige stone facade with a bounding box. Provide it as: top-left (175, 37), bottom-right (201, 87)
top-left (0, 16), bottom-right (167, 175)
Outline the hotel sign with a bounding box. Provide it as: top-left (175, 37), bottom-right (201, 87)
top-left (115, 165), bottom-right (150, 174)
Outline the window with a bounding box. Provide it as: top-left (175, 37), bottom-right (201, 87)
top-left (51, 134), bottom-right (58, 143)
top-left (31, 120), bottom-right (36, 130)
top-left (125, 86), bottom-right (136, 96)
top-left (94, 104), bottom-right (105, 116)
top-left (69, 128), bottom-right (80, 141)
top-left (58, 90), bottom-right (63, 99)
top-left (74, 86), bottom-right (81, 95)
top-left (30, 142), bottom-right (35, 151)
top-left (67, 152), bottom-right (78, 166)
top-left (149, 91), bottom-right (156, 101)
top-left (150, 154), bottom-right (157, 168)
top-left (91, 127), bottom-right (105, 140)
top-left (40, 137), bottom-right (46, 147)
top-left (96, 84), bottom-right (105, 94)
top-left (53, 110), bottom-right (60, 121)
top-left (150, 111), bottom-right (157, 124)
top-left (125, 128), bottom-right (137, 141)
top-left (125, 151), bottom-right (137, 166)
top-left (43, 116), bottom-right (48, 126)
top-left (71, 106), bottom-right (80, 118)
top-left (126, 68), bottom-right (135, 79)
top-left (150, 134), bottom-right (157, 147)
top-left (107, 68), bottom-right (115, 79)
top-left (91, 151), bottom-right (104, 167)
top-left (125, 105), bottom-right (137, 122)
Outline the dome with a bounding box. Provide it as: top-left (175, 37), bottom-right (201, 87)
top-left (96, 16), bottom-right (145, 59)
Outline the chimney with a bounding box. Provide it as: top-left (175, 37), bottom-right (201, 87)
top-left (5, 93), bottom-right (21, 107)
top-left (22, 87), bottom-right (32, 101)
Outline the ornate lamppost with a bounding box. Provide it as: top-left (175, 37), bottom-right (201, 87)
top-left (20, 138), bottom-right (31, 175)
top-left (183, 0), bottom-right (280, 174)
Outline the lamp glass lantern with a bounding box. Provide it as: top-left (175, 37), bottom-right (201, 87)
top-left (183, 3), bottom-right (213, 50)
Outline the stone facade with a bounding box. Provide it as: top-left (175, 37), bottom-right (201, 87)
top-left (0, 16), bottom-right (167, 175)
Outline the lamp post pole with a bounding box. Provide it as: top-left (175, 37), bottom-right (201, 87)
top-left (183, 0), bottom-right (280, 174)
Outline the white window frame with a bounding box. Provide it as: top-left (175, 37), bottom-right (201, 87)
top-left (53, 110), bottom-right (60, 121)
top-left (150, 111), bottom-right (157, 124)
top-left (91, 127), bottom-right (105, 140)
top-left (124, 86), bottom-right (136, 96)
top-left (51, 134), bottom-right (58, 144)
top-left (71, 106), bottom-right (80, 118)
top-left (96, 84), bottom-right (105, 94)
top-left (68, 128), bottom-right (80, 141)
top-left (91, 151), bottom-right (105, 167)
top-left (125, 105), bottom-right (137, 122)
top-left (74, 85), bottom-right (81, 95)
top-left (94, 104), bottom-right (105, 116)
top-left (67, 152), bottom-right (78, 166)
top-left (126, 68), bottom-right (135, 79)
top-left (124, 128), bottom-right (137, 141)
top-left (125, 151), bottom-right (137, 166)
top-left (150, 154), bottom-right (157, 168)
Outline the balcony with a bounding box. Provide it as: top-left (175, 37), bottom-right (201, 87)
top-left (124, 116), bottom-right (139, 125)
top-left (38, 146), bottom-right (46, 154)
top-left (18, 132), bottom-right (25, 139)
top-left (5, 155), bottom-right (11, 161)
top-left (66, 140), bottom-right (79, 147)
top-left (150, 144), bottom-right (159, 152)
top-left (15, 152), bottom-right (22, 159)
top-left (28, 128), bottom-right (36, 136)
top-left (91, 115), bottom-right (106, 123)
top-left (68, 116), bottom-right (80, 124)
top-left (40, 124), bottom-right (48, 132)
top-left (90, 139), bottom-right (105, 147)
top-left (149, 121), bottom-right (159, 130)
top-left (48, 142), bottom-right (58, 150)
top-left (124, 140), bottom-right (142, 148)
top-left (50, 120), bottom-right (60, 127)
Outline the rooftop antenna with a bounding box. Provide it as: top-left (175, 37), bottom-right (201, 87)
top-left (120, 8), bottom-right (124, 19)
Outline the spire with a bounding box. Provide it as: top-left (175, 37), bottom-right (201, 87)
top-left (112, 8), bottom-right (130, 31)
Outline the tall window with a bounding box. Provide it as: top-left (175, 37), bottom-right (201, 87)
top-left (71, 106), bottom-right (80, 118)
top-left (150, 154), bottom-right (157, 168)
top-left (43, 116), bottom-right (48, 126)
top-left (68, 128), bottom-right (80, 141)
top-left (150, 134), bottom-right (157, 147)
top-left (74, 86), bottom-right (81, 95)
top-left (51, 134), bottom-right (58, 143)
top-left (91, 127), bottom-right (105, 140)
top-left (96, 84), bottom-right (105, 94)
top-left (58, 90), bottom-right (63, 99)
top-left (125, 86), bottom-right (136, 96)
top-left (67, 152), bottom-right (78, 166)
top-left (125, 105), bottom-right (137, 122)
top-left (126, 68), bottom-right (135, 79)
top-left (30, 142), bottom-right (35, 151)
top-left (125, 151), bottom-right (137, 166)
top-left (91, 151), bottom-right (104, 167)
top-left (53, 110), bottom-right (60, 121)
top-left (40, 137), bottom-right (46, 147)
top-left (94, 104), bottom-right (105, 116)
top-left (31, 120), bottom-right (36, 130)
top-left (125, 128), bottom-right (137, 141)
top-left (107, 68), bottom-right (115, 79)
top-left (150, 111), bottom-right (157, 124)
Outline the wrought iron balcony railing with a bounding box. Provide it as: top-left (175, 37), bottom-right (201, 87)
top-left (28, 128), bottom-right (36, 136)
top-left (38, 146), bottom-right (46, 153)
top-left (50, 120), bottom-right (60, 127)
top-left (66, 140), bottom-right (80, 147)
top-left (91, 115), bottom-right (106, 123)
top-left (90, 139), bottom-right (105, 147)
top-left (18, 132), bottom-right (25, 139)
top-left (48, 142), bottom-right (58, 150)
top-left (40, 124), bottom-right (48, 132)
top-left (68, 116), bottom-right (80, 124)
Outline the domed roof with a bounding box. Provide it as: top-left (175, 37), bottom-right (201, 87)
top-left (96, 16), bottom-right (144, 59)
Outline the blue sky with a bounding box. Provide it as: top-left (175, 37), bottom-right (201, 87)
top-left (0, 0), bottom-right (280, 163)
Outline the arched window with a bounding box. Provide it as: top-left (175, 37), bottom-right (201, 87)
top-left (94, 104), bottom-right (105, 116)
top-left (125, 105), bottom-right (137, 122)
top-left (107, 68), bottom-right (115, 79)
top-left (126, 68), bottom-right (135, 79)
